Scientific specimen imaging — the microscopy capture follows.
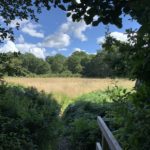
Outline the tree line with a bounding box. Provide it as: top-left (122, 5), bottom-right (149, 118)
top-left (0, 41), bottom-right (130, 78)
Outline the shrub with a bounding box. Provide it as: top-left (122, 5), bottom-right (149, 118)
top-left (62, 101), bottom-right (108, 150)
top-left (0, 84), bottom-right (60, 150)
top-left (110, 85), bottom-right (150, 150)
top-left (62, 87), bottom-right (127, 150)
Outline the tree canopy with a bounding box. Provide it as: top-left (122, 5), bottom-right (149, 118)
top-left (46, 54), bottom-right (67, 73)
top-left (1, 0), bottom-right (149, 41)
top-left (0, 47), bottom-right (130, 78)
top-left (64, 0), bottom-right (149, 29)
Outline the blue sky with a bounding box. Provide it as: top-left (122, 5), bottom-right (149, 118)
top-left (0, 7), bottom-right (140, 58)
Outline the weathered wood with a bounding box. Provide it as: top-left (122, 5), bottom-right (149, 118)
top-left (97, 116), bottom-right (122, 150)
top-left (102, 135), bottom-right (109, 150)
top-left (96, 142), bottom-right (102, 150)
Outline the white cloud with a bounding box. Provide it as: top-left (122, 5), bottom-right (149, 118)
top-left (73, 47), bottom-right (96, 55)
top-left (60, 18), bottom-right (90, 41)
top-left (9, 19), bottom-right (44, 38)
top-left (42, 18), bottom-right (90, 50)
top-left (74, 48), bottom-right (86, 52)
top-left (9, 19), bottom-right (29, 28)
top-left (97, 32), bottom-right (128, 44)
top-left (0, 17), bottom-right (91, 57)
top-left (29, 47), bottom-right (46, 59)
top-left (0, 40), bottom-right (46, 59)
top-left (16, 43), bottom-right (45, 59)
top-left (22, 23), bottom-right (44, 38)
top-left (110, 32), bottom-right (128, 42)
top-left (97, 36), bottom-right (105, 44)
top-left (0, 41), bottom-right (19, 53)
top-left (16, 43), bottom-right (37, 53)
top-left (43, 32), bottom-right (70, 49)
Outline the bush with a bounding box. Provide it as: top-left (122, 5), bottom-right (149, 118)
top-left (62, 87), bottom-right (127, 150)
top-left (110, 85), bottom-right (150, 150)
top-left (0, 84), bottom-right (60, 150)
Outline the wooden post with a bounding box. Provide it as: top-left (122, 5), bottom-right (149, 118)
top-left (102, 135), bottom-right (109, 150)
top-left (96, 142), bottom-right (102, 150)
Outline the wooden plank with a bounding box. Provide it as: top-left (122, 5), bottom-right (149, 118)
top-left (96, 142), bottom-right (102, 150)
top-left (97, 116), bottom-right (122, 150)
top-left (102, 135), bottom-right (109, 150)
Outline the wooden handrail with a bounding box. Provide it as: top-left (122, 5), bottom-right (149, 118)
top-left (96, 116), bottom-right (122, 150)
top-left (96, 142), bottom-right (102, 150)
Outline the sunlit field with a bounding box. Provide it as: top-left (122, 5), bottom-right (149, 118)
top-left (5, 77), bottom-right (135, 98)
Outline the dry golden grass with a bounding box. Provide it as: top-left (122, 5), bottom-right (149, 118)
top-left (5, 77), bottom-right (135, 98)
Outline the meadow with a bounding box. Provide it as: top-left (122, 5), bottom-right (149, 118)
top-left (5, 77), bottom-right (135, 98)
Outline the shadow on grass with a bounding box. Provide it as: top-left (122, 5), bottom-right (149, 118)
top-left (59, 100), bottom-right (113, 150)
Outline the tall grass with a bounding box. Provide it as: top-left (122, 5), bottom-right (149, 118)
top-left (5, 77), bottom-right (135, 98)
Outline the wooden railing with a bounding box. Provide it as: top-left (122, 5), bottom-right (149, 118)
top-left (96, 116), bottom-right (122, 150)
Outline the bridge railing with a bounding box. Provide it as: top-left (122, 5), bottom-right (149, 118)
top-left (96, 116), bottom-right (122, 150)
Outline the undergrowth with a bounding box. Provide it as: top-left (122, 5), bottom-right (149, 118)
top-left (1, 83), bottom-right (150, 150)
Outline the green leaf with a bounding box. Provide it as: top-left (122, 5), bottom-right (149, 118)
top-left (92, 19), bottom-right (100, 26)
top-left (58, 5), bottom-right (66, 11)
top-left (67, 12), bottom-right (71, 17)
top-left (63, 0), bottom-right (71, 3)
